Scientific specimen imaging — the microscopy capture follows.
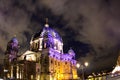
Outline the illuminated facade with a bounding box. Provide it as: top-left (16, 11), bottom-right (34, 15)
top-left (4, 37), bottom-right (19, 79)
top-left (4, 23), bottom-right (78, 80)
top-left (112, 56), bottom-right (120, 75)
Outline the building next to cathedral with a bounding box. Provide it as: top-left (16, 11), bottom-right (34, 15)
top-left (4, 22), bottom-right (78, 80)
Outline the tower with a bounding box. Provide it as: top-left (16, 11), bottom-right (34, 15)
top-left (5, 37), bottom-right (19, 79)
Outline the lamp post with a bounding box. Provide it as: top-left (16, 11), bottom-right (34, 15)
top-left (76, 62), bottom-right (89, 80)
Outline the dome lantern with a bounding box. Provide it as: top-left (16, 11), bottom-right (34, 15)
top-left (45, 18), bottom-right (49, 28)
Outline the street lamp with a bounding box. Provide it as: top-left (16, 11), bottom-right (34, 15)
top-left (76, 62), bottom-right (89, 80)
top-left (84, 62), bottom-right (88, 67)
top-left (76, 63), bottom-right (80, 68)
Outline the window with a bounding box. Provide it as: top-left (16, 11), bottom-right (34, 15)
top-left (51, 60), bottom-right (53, 64)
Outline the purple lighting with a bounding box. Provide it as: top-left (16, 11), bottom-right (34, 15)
top-left (30, 24), bottom-right (77, 65)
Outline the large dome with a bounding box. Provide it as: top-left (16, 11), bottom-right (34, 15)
top-left (11, 37), bottom-right (19, 44)
top-left (30, 24), bottom-right (63, 53)
top-left (32, 25), bottom-right (62, 42)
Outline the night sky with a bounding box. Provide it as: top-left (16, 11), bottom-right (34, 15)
top-left (0, 0), bottom-right (120, 75)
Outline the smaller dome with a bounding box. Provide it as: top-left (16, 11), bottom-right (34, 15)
top-left (68, 48), bottom-right (75, 57)
top-left (11, 37), bottom-right (18, 44)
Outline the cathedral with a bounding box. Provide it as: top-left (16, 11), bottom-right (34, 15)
top-left (4, 22), bottom-right (78, 80)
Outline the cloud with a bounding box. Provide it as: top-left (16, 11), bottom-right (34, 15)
top-left (39, 0), bottom-right (120, 43)
top-left (0, 0), bottom-right (32, 51)
top-left (40, 0), bottom-right (120, 46)
top-left (0, 0), bottom-right (120, 74)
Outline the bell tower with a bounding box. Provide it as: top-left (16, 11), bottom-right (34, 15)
top-left (5, 37), bottom-right (19, 79)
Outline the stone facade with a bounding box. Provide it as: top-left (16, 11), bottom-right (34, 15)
top-left (4, 23), bottom-right (78, 80)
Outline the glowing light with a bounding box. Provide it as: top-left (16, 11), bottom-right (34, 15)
top-left (45, 18), bottom-right (49, 27)
top-left (74, 75), bottom-right (78, 79)
top-left (26, 54), bottom-right (36, 61)
top-left (21, 50), bottom-right (36, 61)
top-left (45, 24), bottom-right (49, 27)
top-left (76, 63), bottom-right (80, 68)
top-left (31, 75), bottom-right (33, 79)
top-left (37, 75), bottom-right (40, 80)
top-left (84, 62), bottom-right (89, 67)
top-left (112, 65), bottom-right (120, 73)
top-left (61, 74), bottom-right (63, 78)
top-left (4, 69), bottom-right (8, 72)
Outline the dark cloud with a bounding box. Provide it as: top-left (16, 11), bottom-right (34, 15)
top-left (0, 0), bottom-right (120, 75)
top-left (38, 0), bottom-right (120, 73)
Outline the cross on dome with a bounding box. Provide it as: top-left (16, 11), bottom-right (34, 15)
top-left (45, 18), bottom-right (49, 27)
